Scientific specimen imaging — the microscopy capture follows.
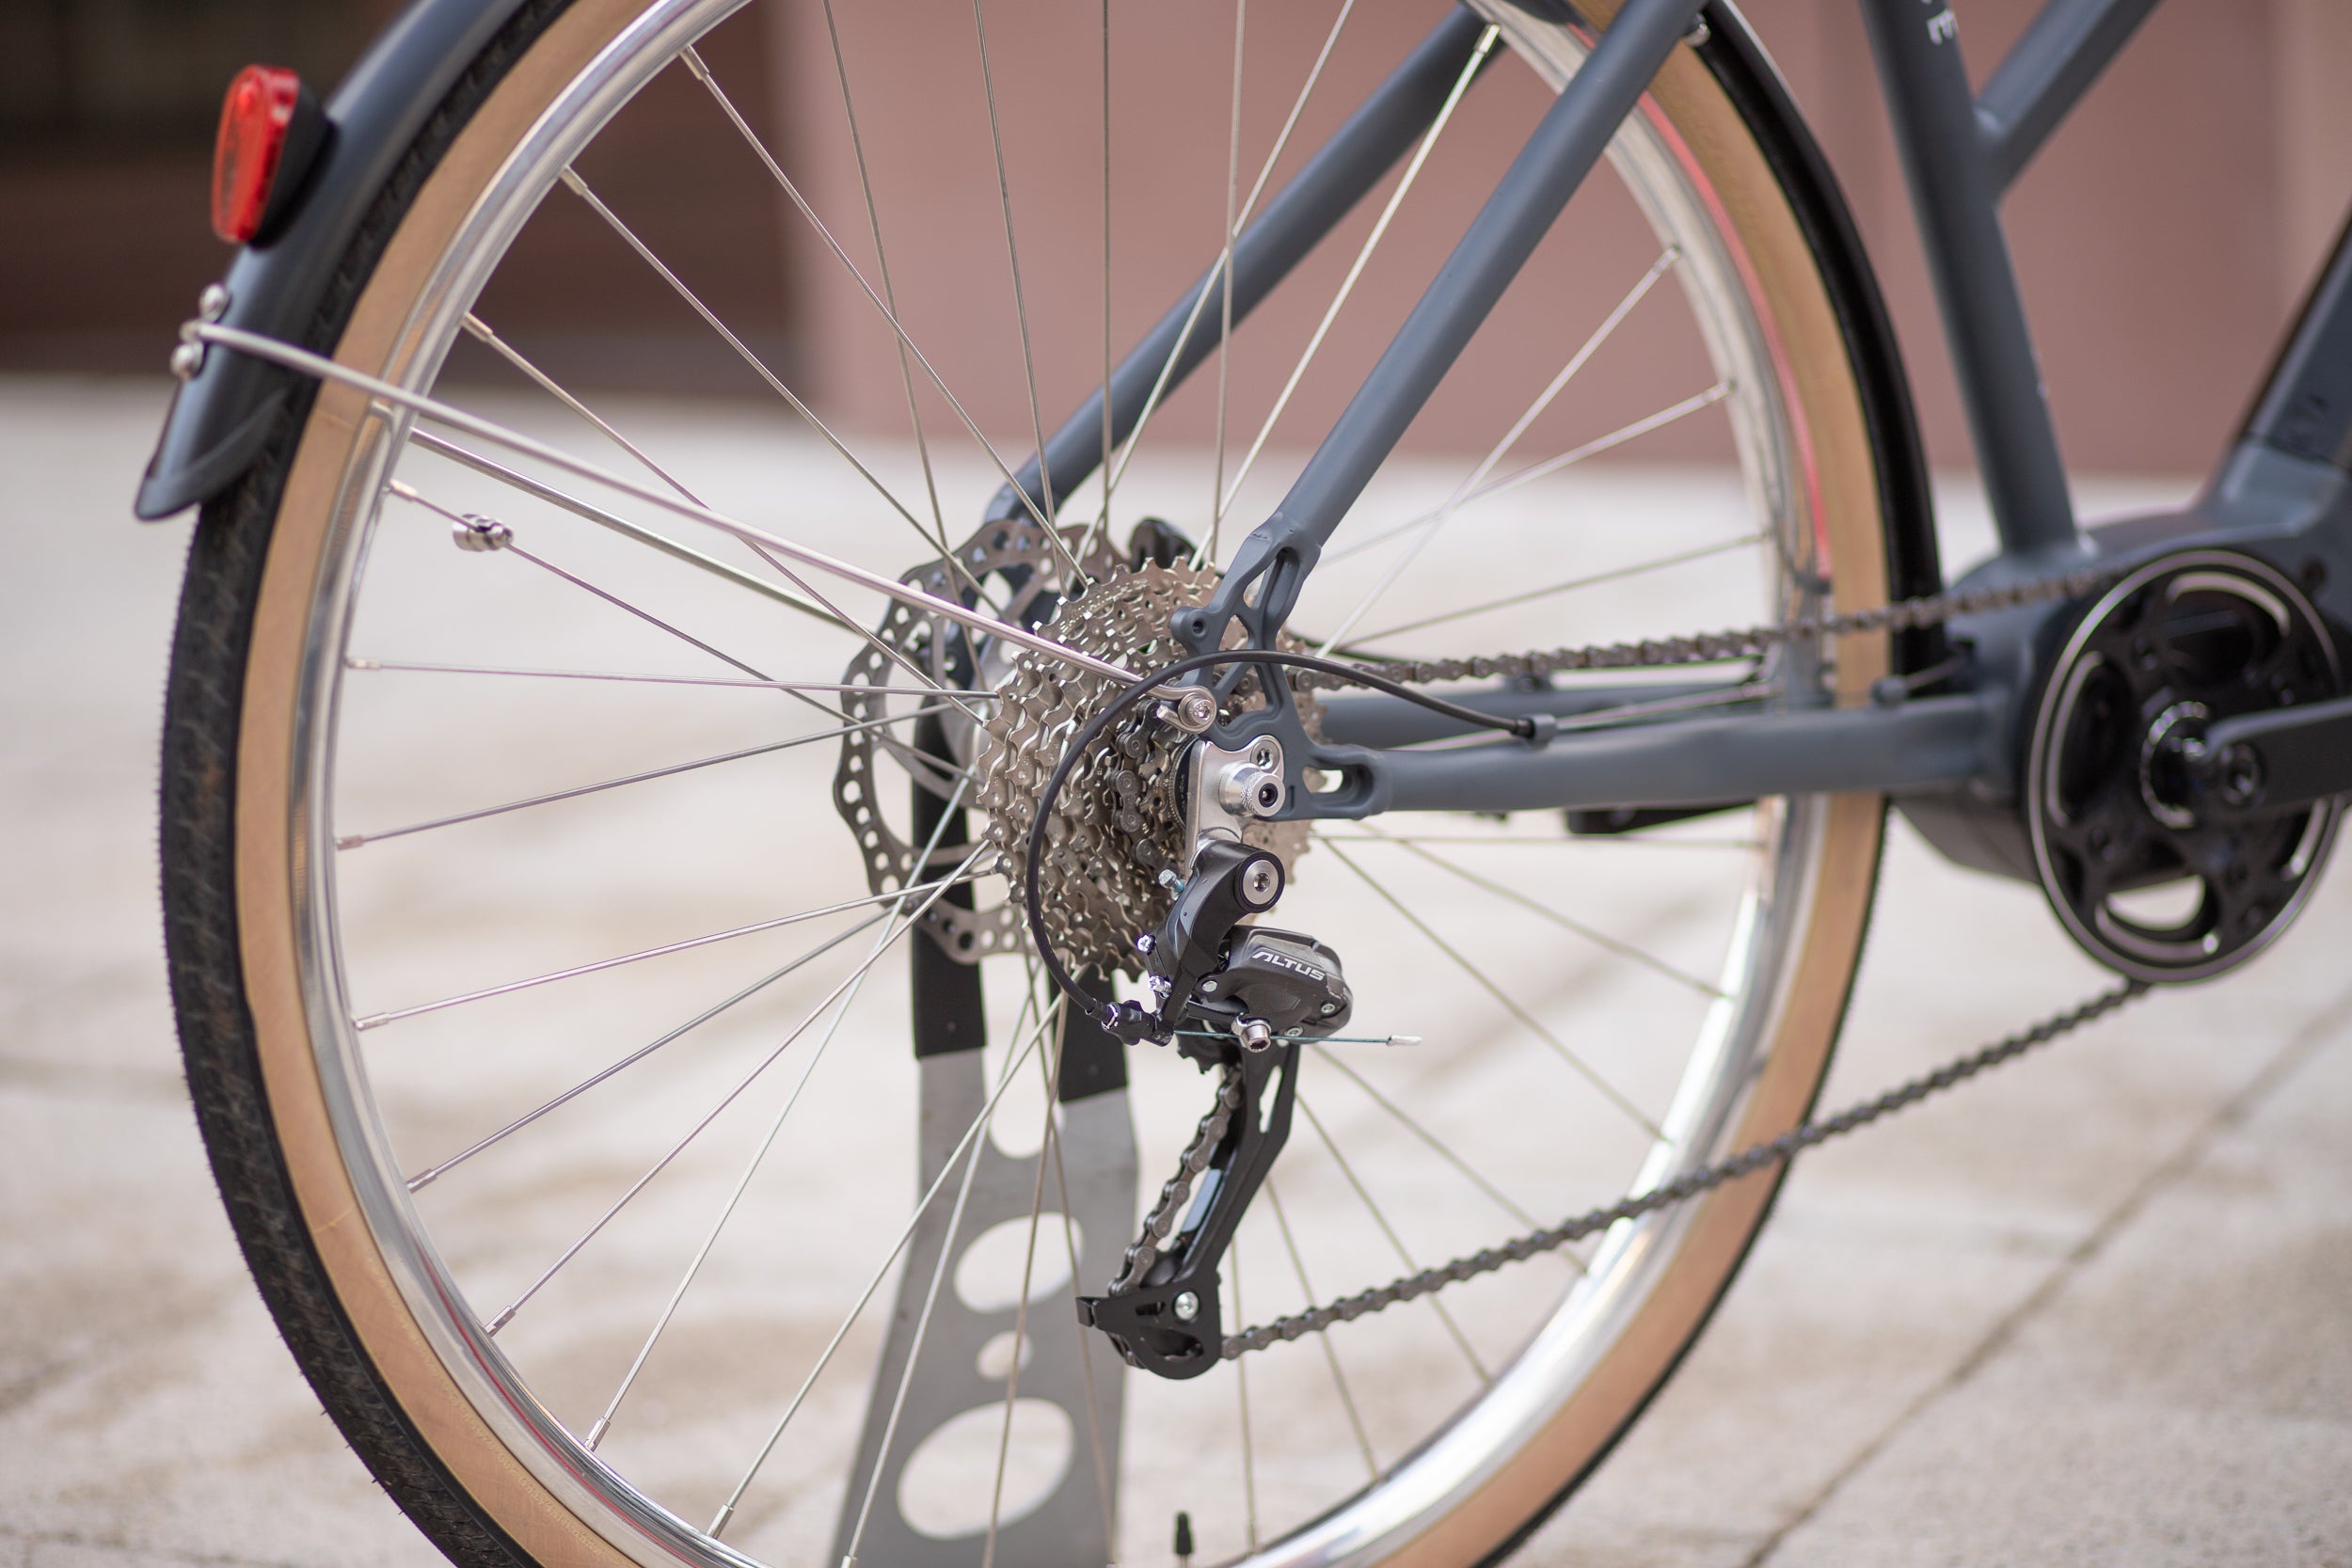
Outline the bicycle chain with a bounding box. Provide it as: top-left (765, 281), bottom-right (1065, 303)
top-left (1107, 1061), bottom-right (1246, 1293)
top-left (1290, 563), bottom-right (2123, 690)
top-left (1089, 557), bottom-right (2150, 1356)
top-left (1221, 978), bottom-right (2150, 1356)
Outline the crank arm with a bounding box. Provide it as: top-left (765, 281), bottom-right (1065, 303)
top-left (1077, 1040), bottom-right (1298, 1380)
top-left (2193, 692), bottom-right (2352, 821)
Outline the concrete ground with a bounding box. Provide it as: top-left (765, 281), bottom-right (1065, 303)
top-left (3, 373), bottom-right (2348, 1568)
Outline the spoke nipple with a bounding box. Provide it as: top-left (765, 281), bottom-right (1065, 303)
top-left (453, 515), bottom-right (513, 553)
top-left (585, 1416), bottom-right (611, 1450)
top-left (707, 1504), bottom-right (735, 1538)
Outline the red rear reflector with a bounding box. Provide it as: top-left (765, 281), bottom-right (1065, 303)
top-left (213, 65), bottom-right (303, 245)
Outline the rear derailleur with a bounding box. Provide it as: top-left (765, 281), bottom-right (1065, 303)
top-left (1079, 814), bottom-right (1356, 1377)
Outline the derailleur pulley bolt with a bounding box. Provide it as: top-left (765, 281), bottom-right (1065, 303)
top-left (1172, 1290), bottom-right (1201, 1322)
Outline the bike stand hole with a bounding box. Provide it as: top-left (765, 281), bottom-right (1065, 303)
top-left (897, 1399), bottom-right (1072, 1538)
top-left (976, 1329), bottom-right (1032, 1382)
top-left (953, 1217), bottom-right (1078, 1312)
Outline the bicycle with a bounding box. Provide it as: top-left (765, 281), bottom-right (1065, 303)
top-left (139, 2), bottom-right (2352, 1566)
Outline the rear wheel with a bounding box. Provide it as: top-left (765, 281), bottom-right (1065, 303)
top-left (165, 3), bottom-right (1908, 1565)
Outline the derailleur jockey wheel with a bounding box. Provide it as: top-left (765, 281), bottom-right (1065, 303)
top-left (2026, 549), bottom-right (2344, 981)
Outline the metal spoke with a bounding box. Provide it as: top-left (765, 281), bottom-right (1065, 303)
top-left (1314, 249), bottom-right (1678, 654)
top-left (711, 994), bottom-right (1062, 1538)
top-left (1319, 839), bottom-right (1661, 1137)
top-left (812, 5), bottom-right (950, 572)
top-left (1350, 533), bottom-right (1761, 644)
top-left (683, 44), bottom-right (1017, 610)
top-left (839, 987), bottom-right (1053, 1568)
top-left (403, 910), bottom-right (889, 1192)
top-left (345, 660), bottom-right (985, 704)
top-left (583, 774), bottom-right (979, 1449)
top-left (555, 166), bottom-right (940, 550)
top-left (675, 41), bottom-right (1079, 579)
top-left (1264, 1180), bottom-right (1379, 1481)
top-left (396, 467), bottom-right (979, 771)
top-left (1233, 1243), bottom-right (1261, 1550)
top-left (354, 864), bottom-right (980, 1032)
top-left (388, 465), bottom-right (830, 637)
top-left (458, 314), bottom-right (704, 503)
top-left (1374, 828), bottom-right (1727, 998)
top-left (1030, 971), bottom-right (1119, 1552)
top-left (338, 703), bottom-right (955, 850)
top-left (971, 2), bottom-right (1058, 531)
top-left (1325, 382), bottom-right (1733, 565)
top-left (1208, 0), bottom-right (1247, 560)
top-left (1295, 1092), bottom-right (1486, 1382)
top-left (1120, 0), bottom-right (1361, 524)
top-left (1301, 1041), bottom-right (1570, 1258)
top-left (979, 989), bottom-right (1072, 1568)
top-left (483, 845), bottom-right (988, 1336)
top-left (1216, 24), bottom-right (1500, 524)
top-left (199, 324), bottom-right (1144, 688)
top-left (1309, 829), bottom-right (1761, 851)
top-left (1094, 0), bottom-right (1114, 552)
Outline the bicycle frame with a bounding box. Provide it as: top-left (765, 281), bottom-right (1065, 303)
top-left (988, 0), bottom-right (2352, 866)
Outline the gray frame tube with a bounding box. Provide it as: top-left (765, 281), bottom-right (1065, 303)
top-left (1974, 0), bottom-right (2161, 189)
top-left (1861, 0), bottom-right (2079, 559)
top-left (1318, 692), bottom-right (1993, 816)
top-left (1242, 0), bottom-right (1704, 593)
top-left (987, 8), bottom-right (1492, 523)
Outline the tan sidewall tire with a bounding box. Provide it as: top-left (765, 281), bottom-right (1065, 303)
top-left (230, 4), bottom-right (1889, 1563)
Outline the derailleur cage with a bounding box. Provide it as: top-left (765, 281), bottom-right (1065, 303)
top-left (1082, 836), bottom-right (1356, 1377)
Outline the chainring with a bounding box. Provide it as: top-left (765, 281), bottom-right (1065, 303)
top-left (2025, 549), bottom-right (2344, 981)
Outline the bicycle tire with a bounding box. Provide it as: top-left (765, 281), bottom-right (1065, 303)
top-left (162, 3), bottom-right (1925, 1565)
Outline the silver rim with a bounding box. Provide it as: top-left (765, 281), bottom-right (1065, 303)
top-left (277, 5), bottom-right (1861, 1565)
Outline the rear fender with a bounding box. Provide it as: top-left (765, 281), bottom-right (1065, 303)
top-left (135, 0), bottom-right (541, 519)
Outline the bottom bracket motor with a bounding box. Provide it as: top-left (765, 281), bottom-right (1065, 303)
top-left (2026, 550), bottom-right (2343, 981)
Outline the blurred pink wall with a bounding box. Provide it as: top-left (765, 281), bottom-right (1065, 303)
top-left (767, 0), bottom-right (2352, 477)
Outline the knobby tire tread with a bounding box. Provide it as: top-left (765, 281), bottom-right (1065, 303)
top-left (162, 4), bottom-right (576, 1565)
